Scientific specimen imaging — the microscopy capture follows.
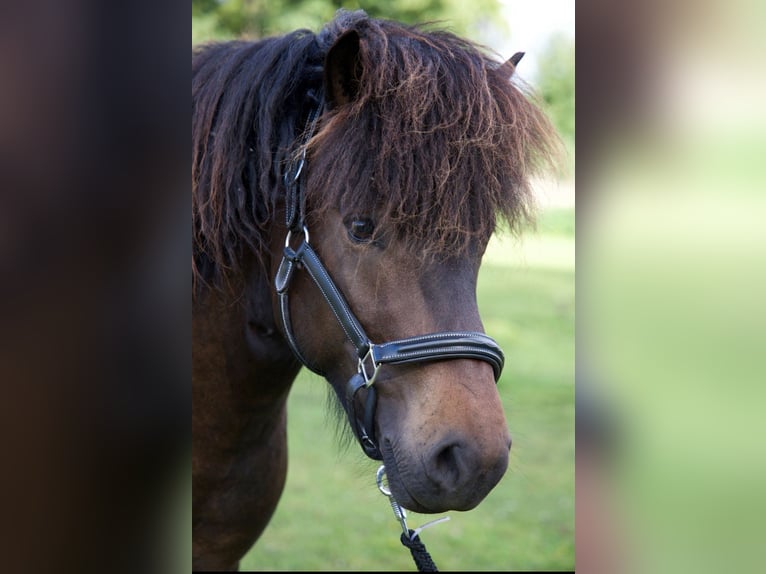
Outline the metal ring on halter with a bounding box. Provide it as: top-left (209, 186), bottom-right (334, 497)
top-left (284, 225), bottom-right (310, 248)
top-left (358, 345), bottom-right (381, 386)
top-left (376, 465), bottom-right (391, 496)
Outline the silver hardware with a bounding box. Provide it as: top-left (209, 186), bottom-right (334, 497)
top-left (358, 345), bottom-right (380, 386)
top-left (377, 465), bottom-right (409, 537)
top-left (376, 465), bottom-right (451, 541)
top-left (284, 225), bottom-right (310, 248)
top-left (290, 146), bottom-right (307, 182)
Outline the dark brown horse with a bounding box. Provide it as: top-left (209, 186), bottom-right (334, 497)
top-left (192, 10), bottom-right (557, 570)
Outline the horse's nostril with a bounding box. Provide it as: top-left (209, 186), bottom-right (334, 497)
top-left (430, 441), bottom-right (468, 487)
top-left (435, 443), bottom-right (457, 468)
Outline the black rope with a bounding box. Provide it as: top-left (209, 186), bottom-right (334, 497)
top-left (400, 529), bottom-right (439, 572)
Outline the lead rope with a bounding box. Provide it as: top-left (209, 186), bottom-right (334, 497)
top-left (376, 466), bottom-right (450, 572)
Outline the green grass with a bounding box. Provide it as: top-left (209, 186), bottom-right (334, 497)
top-left (238, 207), bottom-right (575, 571)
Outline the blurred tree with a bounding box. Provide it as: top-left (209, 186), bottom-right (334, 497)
top-left (192, 0), bottom-right (506, 45)
top-left (535, 32), bottom-right (575, 149)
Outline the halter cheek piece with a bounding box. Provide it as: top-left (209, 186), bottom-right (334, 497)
top-left (275, 95), bottom-right (505, 460)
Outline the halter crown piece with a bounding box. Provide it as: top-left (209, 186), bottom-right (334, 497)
top-left (275, 90), bottom-right (506, 460)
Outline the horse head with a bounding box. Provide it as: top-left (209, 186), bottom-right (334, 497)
top-left (267, 16), bottom-right (557, 513)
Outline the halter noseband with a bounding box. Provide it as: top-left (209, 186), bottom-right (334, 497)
top-left (275, 95), bottom-right (505, 460)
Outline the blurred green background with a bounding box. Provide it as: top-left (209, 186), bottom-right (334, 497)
top-left (192, 1), bottom-right (575, 570)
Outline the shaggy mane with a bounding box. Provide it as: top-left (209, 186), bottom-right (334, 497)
top-left (192, 9), bottom-right (559, 295)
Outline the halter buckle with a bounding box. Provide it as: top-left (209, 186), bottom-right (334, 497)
top-left (284, 225), bottom-right (310, 249)
top-left (358, 345), bottom-right (381, 386)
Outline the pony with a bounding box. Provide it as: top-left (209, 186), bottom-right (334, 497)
top-left (192, 9), bottom-right (558, 570)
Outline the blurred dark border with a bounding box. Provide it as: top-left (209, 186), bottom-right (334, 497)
top-left (0, 2), bottom-right (188, 573)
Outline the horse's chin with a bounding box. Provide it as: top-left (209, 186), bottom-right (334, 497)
top-left (381, 441), bottom-right (487, 514)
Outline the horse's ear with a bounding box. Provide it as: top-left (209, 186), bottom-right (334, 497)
top-left (498, 51), bottom-right (525, 78)
top-left (324, 30), bottom-right (362, 108)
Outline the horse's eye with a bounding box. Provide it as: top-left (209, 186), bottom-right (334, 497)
top-left (347, 217), bottom-right (375, 243)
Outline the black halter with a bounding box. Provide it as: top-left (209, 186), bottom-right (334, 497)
top-left (275, 96), bottom-right (505, 460)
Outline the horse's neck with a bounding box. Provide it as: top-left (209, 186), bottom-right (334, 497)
top-left (192, 265), bottom-right (300, 411)
top-left (192, 266), bottom-right (301, 568)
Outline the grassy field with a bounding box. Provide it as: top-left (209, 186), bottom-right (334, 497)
top-left (238, 206), bottom-right (575, 571)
